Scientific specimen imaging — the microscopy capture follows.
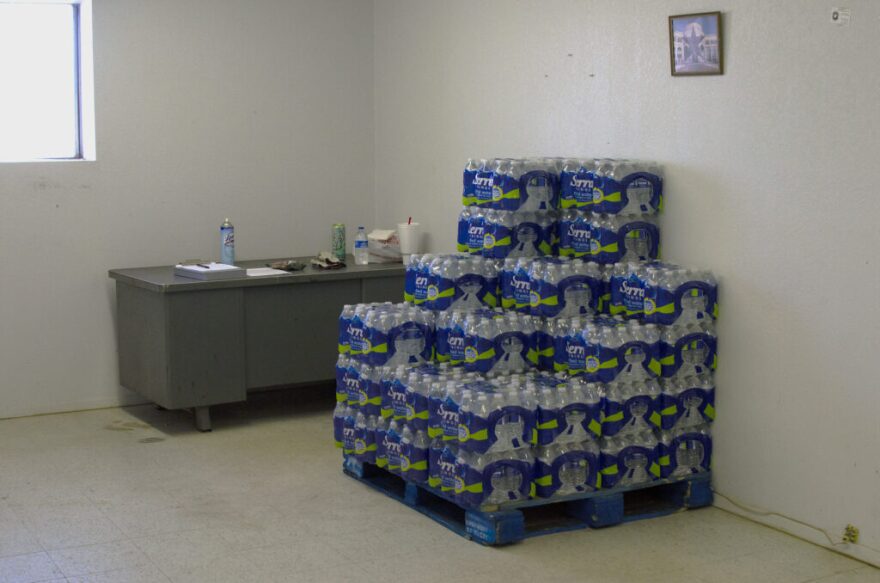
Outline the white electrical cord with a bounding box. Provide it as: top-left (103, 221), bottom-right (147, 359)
top-left (712, 489), bottom-right (845, 548)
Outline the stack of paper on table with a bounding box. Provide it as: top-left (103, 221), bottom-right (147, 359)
top-left (174, 263), bottom-right (246, 281)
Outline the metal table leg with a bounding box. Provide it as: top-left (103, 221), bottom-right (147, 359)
top-left (194, 406), bottom-right (212, 432)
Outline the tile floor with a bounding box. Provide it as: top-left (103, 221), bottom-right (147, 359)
top-left (0, 388), bottom-right (876, 583)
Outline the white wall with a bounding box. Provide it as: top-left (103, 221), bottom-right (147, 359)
top-left (374, 0), bottom-right (880, 564)
top-left (0, 0), bottom-right (375, 418)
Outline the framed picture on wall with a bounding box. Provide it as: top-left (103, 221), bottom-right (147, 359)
top-left (669, 11), bottom-right (723, 76)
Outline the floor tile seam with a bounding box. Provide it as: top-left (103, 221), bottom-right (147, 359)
top-left (57, 560), bottom-right (172, 583)
top-left (46, 539), bottom-right (158, 579)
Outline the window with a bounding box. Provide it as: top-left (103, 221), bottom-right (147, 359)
top-left (0, 0), bottom-right (94, 161)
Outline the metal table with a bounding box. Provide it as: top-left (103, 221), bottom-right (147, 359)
top-left (108, 257), bottom-right (405, 431)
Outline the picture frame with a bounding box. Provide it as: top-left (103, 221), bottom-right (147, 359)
top-left (669, 11), bottom-right (723, 76)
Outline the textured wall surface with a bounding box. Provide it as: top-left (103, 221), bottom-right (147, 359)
top-left (0, 0), bottom-right (375, 418)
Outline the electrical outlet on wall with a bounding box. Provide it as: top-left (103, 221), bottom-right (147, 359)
top-left (830, 7), bottom-right (851, 26)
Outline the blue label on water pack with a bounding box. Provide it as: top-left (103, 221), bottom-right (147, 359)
top-left (511, 268), bottom-right (532, 312)
top-left (384, 429), bottom-right (403, 473)
top-left (413, 269), bottom-right (431, 306)
top-left (600, 444), bottom-right (661, 489)
top-left (535, 405), bottom-right (558, 445)
top-left (463, 333), bottom-right (497, 374)
top-left (428, 444), bottom-right (443, 488)
top-left (492, 173), bottom-right (521, 211)
top-left (459, 405), bottom-right (535, 454)
top-left (645, 281), bottom-right (718, 325)
top-left (428, 396), bottom-right (443, 439)
top-left (530, 277), bottom-right (561, 317)
top-left (661, 431), bottom-right (712, 479)
top-left (347, 316), bottom-right (368, 359)
top-left (456, 458), bottom-right (533, 508)
top-left (467, 215), bottom-right (486, 255)
top-left (379, 378), bottom-right (394, 420)
top-left (610, 272), bottom-right (647, 318)
top-left (438, 397), bottom-right (461, 441)
top-left (338, 315), bottom-right (353, 354)
top-left (544, 220), bottom-right (559, 255)
top-left (446, 325), bottom-right (466, 365)
top-left (534, 450), bottom-right (600, 498)
top-left (343, 367), bottom-right (361, 407)
top-left (661, 332), bottom-right (717, 378)
top-left (335, 366), bottom-right (348, 403)
top-left (342, 419), bottom-right (356, 455)
top-left (353, 425), bottom-right (376, 464)
top-left (463, 169), bottom-right (478, 207)
top-left (357, 376), bottom-right (381, 417)
top-left (521, 170), bottom-right (559, 211)
top-left (533, 327), bottom-right (555, 370)
top-left (404, 265), bottom-right (417, 303)
top-left (439, 447), bottom-right (458, 493)
top-left (435, 324), bottom-right (451, 364)
top-left (603, 395), bottom-right (661, 437)
top-left (430, 276), bottom-right (456, 311)
top-left (473, 170), bottom-right (495, 207)
top-left (457, 213), bottom-right (471, 252)
top-left (400, 442), bottom-right (428, 483)
top-left (559, 215), bottom-right (596, 258)
top-left (375, 427), bottom-right (388, 468)
top-left (559, 169), bottom-right (596, 211)
top-left (388, 379), bottom-right (409, 421)
top-left (552, 332), bottom-right (570, 374)
top-left (333, 414), bottom-right (344, 448)
top-left (592, 223), bottom-right (620, 264)
top-left (586, 344), bottom-right (619, 384)
top-left (500, 268), bottom-right (515, 310)
top-left (483, 221), bottom-right (515, 259)
top-left (563, 334), bottom-right (588, 375)
top-left (661, 387), bottom-right (716, 430)
top-left (406, 392), bottom-right (430, 433)
top-left (618, 220), bottom-right (660, 263)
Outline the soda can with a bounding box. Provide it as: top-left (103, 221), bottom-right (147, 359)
top-left (332, 224), bottom-right (346, 261)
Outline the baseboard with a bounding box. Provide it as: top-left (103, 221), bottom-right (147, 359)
top-left (714, 498), bottom-right (880, 568)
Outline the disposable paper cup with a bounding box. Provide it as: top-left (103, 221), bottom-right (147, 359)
top-left (397, 222), bottom-right (422, 255)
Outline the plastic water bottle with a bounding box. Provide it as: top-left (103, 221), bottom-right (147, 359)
top-left (220, 218), bottom-right (235, 265)
top-left (333, 401), bottom-right (346, 448)
top-left (457, 207), bottom-right (473, 253)
top-left (354, 226), bottom-right (369, 265)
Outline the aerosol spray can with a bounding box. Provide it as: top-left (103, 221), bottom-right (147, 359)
top-left (220, 218), bottom-right (235, 265)
top-left (332, 224), bottom-right (346, 262)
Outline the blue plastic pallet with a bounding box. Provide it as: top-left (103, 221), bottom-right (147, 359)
top-left (343, 457), bottom-right (712, 546)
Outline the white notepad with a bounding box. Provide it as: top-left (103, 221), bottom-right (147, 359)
top-left (174, 263), bottom-right (245, 280)
top-left (246, 267), bottom-right (291, 277)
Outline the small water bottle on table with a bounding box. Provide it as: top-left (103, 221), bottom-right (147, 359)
top-left (354, 226), bottom-right (369, 265)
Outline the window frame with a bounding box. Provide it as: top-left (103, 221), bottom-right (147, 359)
top-left (0, 0), bottom-right (95, 162)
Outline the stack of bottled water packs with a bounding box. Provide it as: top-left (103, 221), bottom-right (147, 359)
top-left (335, 155), bottom-right (719, 511)
top-left (459, 158), bottom-right (663, 264)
